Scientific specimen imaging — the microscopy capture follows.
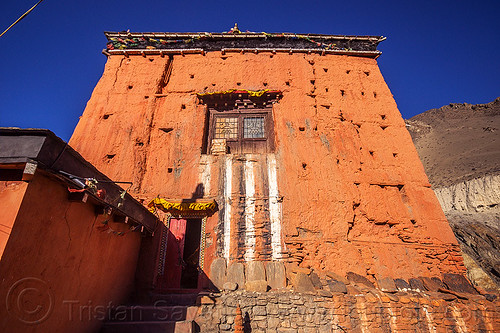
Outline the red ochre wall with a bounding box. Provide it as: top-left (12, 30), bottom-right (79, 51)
top-left (0, 181), bottom-right (28, 259)
top-left (0, 171), bottom-right (141, 333)
top-left (69, 52), bottom-right (465, 282)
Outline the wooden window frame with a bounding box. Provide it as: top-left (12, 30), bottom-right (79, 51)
top-left (207, 107), bottom-right (275, 154)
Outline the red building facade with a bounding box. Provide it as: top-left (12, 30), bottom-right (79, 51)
top-left (70, 30), bottom-right (465, 292)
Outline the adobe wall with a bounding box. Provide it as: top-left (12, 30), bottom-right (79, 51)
top-left (69, 51), bottom-right (464, 283)
top-left (0, 181), bottom-right (27, 259)
top-left (0, 171), bottom-right (141, 333)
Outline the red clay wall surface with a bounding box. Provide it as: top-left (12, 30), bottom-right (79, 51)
top-left (69, 52), bottom-right (464, 283)
top-left (0, 171), bottom-right (141, 333)
top-left (0, 181), bottom-right (27, 259)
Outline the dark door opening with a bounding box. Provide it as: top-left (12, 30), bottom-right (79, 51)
top-left (157, 218), bottom-right (202, 291)
top-left (180, 218), bottom-right (202, 289)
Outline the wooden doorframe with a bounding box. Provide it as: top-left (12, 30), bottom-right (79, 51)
top-left (155, 214), bottom-right (208, 293)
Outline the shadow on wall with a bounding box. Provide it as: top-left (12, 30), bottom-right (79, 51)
top-left (189, 183), bottom-right (205, 200)
top-left (244, 312), bottom-right (251, 333)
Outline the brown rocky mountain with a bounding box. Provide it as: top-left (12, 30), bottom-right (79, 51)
top-left (406, 97), bottom-right (500, 291)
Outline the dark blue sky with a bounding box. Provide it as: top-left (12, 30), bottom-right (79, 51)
top-left (1, 0), bottom-right (499, 141)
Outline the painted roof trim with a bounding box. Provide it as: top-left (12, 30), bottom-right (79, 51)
top-left (104, 31), bottom-right (386, 58)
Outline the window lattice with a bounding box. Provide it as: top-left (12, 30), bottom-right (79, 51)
top-left (214, 117), bottom-right (238, 139)
top-left (243, 117), bottom-right (265, 138)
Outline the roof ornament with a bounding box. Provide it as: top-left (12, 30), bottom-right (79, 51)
top-left (229, 23), bottom-right (241, 34)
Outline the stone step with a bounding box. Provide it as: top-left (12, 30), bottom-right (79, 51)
top-left (100, 320), bottom-right (196, 333)
top-left (107, 305), bottom-right (199, 322)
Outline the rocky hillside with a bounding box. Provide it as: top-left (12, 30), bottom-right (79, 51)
top-left (406, 97), bottom-right (500, 291)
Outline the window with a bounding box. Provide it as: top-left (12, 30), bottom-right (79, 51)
top-left (243, 117), bottom-right (265, 138)
top-left (207, 109), bottom-right (274, 154)
top-left (214, 117), bottom-right (238, 139)
top-left (199, 90), bottom-right (281, 154)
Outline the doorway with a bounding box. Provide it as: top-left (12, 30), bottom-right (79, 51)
top-left (180, 218), bottom-right (201, 289)
top-left (158, 218), bottom-right (202, 291)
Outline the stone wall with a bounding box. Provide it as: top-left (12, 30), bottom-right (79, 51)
top-left (202, 258), bottom-right (500, 331)
top-left (196, 289), bottom-right (499, 332)
top-left (196, 266), bottom-right (500, 333)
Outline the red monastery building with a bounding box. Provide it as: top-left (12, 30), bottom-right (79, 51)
top-left (1, 26), bottom-right (498, 332)
top-left (71, 27), bottom-right (465, 285)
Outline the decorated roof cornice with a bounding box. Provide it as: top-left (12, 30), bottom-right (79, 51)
top-left (103, 25), bottom-right (385, 58)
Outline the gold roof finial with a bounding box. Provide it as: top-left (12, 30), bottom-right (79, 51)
top-left (230, 23), bottom-right (240, 33)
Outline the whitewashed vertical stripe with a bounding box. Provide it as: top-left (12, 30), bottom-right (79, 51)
top-left (244, 158), bottom-right (256, 262)
top-left (422, 306), bottom-right (436, 333)
top-left (355, 299), bottom-right (369, 333)
top-left (198, 155), bottom-right (211, 196)
top-left (268, 154), bottom-right (282, 259)
top-left (386, 305), bottom-right (399, 332)
top-left (451, 306), bottom-right (468, 333)
top-left (223, 156), bottom-right (232, 261)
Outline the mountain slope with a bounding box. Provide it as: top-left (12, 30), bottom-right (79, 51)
top-left (406, 97), bottom-right (500, 291)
